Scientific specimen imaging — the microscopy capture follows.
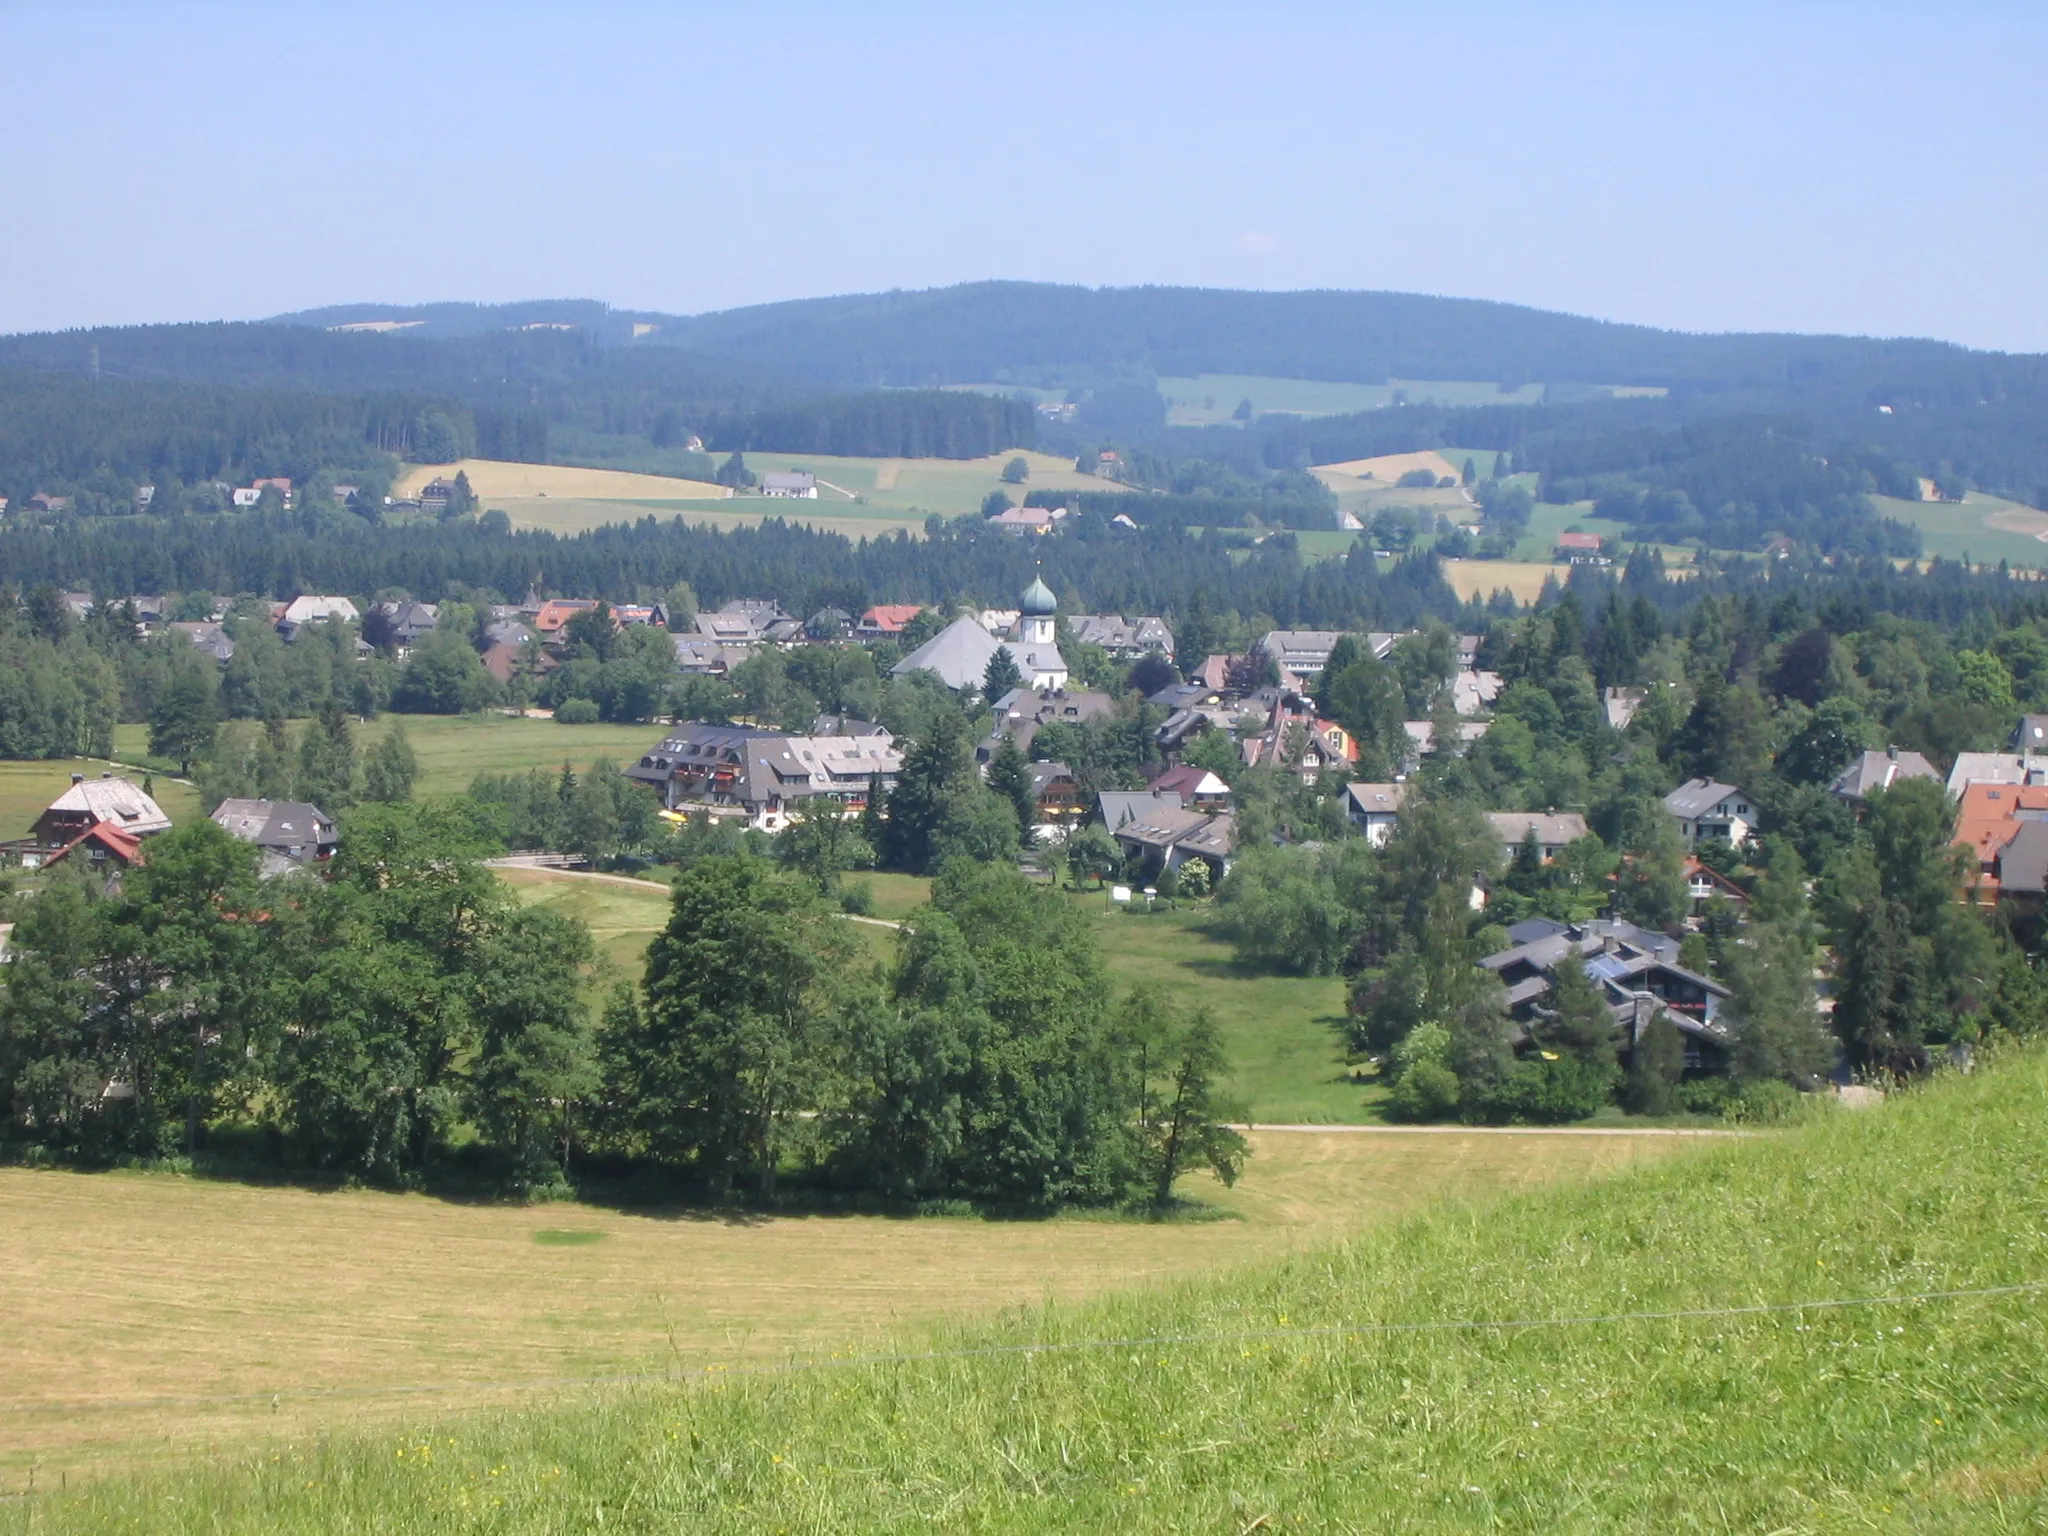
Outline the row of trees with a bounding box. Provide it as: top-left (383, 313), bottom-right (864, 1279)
top-left (0, 811), bottom-right (1244, 1209)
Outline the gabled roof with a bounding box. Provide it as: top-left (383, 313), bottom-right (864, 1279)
top-left (46, 819), bottom-right (144, 869)
top-left (1995, 818), bottom-right (2048, 895)
top-left (1097, 790), bottom-right (1182, 831)
top-left (891, 615), bottom-right (1003, 689)
top-left (1487, 811), bottom-right (1590, 849)
top-left (42, 775), bottom-right (172, 835)
top-left (1663, 778), bottom-right (1745, 819)
top-left (1343, 782), bottom-right (1408, 818)
top-left (1148, 764), bottom-right (1229, 799)
top-left (858, 603), bottom-right (924, 633)
top-left (211, 799), bottom-right (336, 853)
top-left (1829, 748), bottom-right (1939, 801)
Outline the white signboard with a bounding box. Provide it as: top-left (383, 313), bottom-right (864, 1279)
top-left (1111, 885), bottom-right (1132, 904)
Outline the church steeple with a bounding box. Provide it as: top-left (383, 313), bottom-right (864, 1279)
top-left (1019, 573), bottom-right (1057, 645)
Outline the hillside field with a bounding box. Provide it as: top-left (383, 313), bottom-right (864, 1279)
top-left (16, 1049), bottom-right (2042, 1530)
top-left (1872, 490), bottom-right (2048, 570)
top-left (391, 458), bottom-right (726, 503)
top-left (0, 1128), bottom-right (1672, 1482)
top-left (1164, 376), bottom-right (1546, 427)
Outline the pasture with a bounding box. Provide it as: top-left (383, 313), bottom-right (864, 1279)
top-left (1162, 376), bottom-right (1546, 427)
top-left (0, 1126), bottom-right (1679, 1481)
top-left (390, 458), bottom-right (725, 503)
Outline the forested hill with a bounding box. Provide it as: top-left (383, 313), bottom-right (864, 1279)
top-left (273, 282), bottom-right (2047, 402)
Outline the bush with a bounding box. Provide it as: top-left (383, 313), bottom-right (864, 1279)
top-left (1726, 1079), bottom-right (1803, 1125)
top-left (1472, 1058), bottom-right (1616, 1124)
top-left (554, 698), bottom-right (601, 724)
top-left (838, 880), bottom-right (875, 916)
top-left (1389, 1060), bottom-right (1461, 1122)
top-left (1675, 1076), bottom-right (1740, 1117)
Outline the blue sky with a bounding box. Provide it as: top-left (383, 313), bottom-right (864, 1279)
top-left (2, 2), bottom-right (2044, 349)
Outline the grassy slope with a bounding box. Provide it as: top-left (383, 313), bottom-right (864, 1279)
top-left (26, 1052), bottom-right (2045, 1531)
top-left (1872, 491), bottom-right (2048, 570)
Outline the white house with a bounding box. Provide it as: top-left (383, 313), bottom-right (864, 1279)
top-left (1486, 811), bottom-right (1591, 862)
top-left (759, 471), bottom-right (818, 499)
top-left (1344, 782), bottom-right (1408, 845)
top-left (1662, 779), bottom-right (1755, 847)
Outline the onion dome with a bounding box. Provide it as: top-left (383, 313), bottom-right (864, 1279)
top-left (1020, 576), bottom-right (1057, 615)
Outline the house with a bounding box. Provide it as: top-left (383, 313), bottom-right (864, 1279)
top-left (533, 599), bottom-right (601, 639)
top-left (134, 485), bottom-right (155, 512)
top-left (806, 608), bottom-right (856, 641)
top-left (1662, 779), bottom-right (1755, 847)
top-left (611, 603), bottom-right (667, 629)
top-left (1066, 614), bottom-right (1176, 660)
top-left (331, 484), bottom-right (361, 505)
top-left (417, 478), bottom-right (459, 514)
top-left (32, 773), bottom-right (173, 848)
top-left (61, 592), bottom-right (94, 621)
top-left (1109, 805), bottom-right (1236, 882)
top-left (695, 599), bottom-right (800, 645)
top-left (369, 600), bottom-right (439, 650)
top-left (975, 608), bottom-right (1020, 635)
top-left (231, 488), bottom-right (263, 508)
top-left (894, 578), bottom-right (1068, 692)
top-left (1343, 782), bottom-right (1408, 845)
top-left (2009, 715), bottom-right (2048, 755)
top-left (1190, 654), bottom-right (1233, 690)
top-left (1450, 668), bottom-right (1503, 716)
top-left (211, 798), bottom-right (338, 876)
top-left (42, 820), bottom-right (145, 878)
top-left (1240, 705), bottom-right (1357, 783)
top-left (1257, 630), bottom-right (1349, 678)
top-left (1989, 819), bottom-right (2048, 908)
top-left (1400, 719), bottom-right (1491, 768)
top-left (1555, 531), bottom-right (1604, 557)
top-left (1945, 752), bottom-right (2039, 799)
top-left (481, 638), bottom-right (558, 686)
top-left (976, 686), bottom-right (1116, 763)
top-left (1828, 747), bottom-right (1940, 806)
top-left (1146, 764), bottom-right (1230, 812)
top-left (759, 471), bottom-right (818, 499)
top-left (27, 493), bottom-right (70, 512)
top-left (1602, 687), bottom-right (1647, 730)
top-left (1954, 782), bottom-right (2048, 905)
top-left (624, 722), bottom-right (903, 832)
top-left (1683, 856), bottom-right (1751, 911)
top-left (1027, 762), bottom-right (1086, 828)
top-left (170, 620), bottom-right (235, 664)
top-left (1479, 920), bottom-right (1734, 1074)
top-left (857, 604), bottom-right (924, 638)
top-left (989, 504), bottom-right (1067, 535)
top-left (276, 595), bottom-right (360, 638)
top-left (1095, 789), bottom-right (1184, 833)
top-left (669, 636), bottom-right (748, 675)
top-left (1486, 811), bottom-right (1591, 862)
top-left (1148, 680), bottom-right (1229, 713)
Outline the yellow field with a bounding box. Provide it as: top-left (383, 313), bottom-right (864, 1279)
top-left (1311, 449), bottom-right (1465, 484)
top-left (1439, 558), bottom-right (1567, 602)
top-left (391, 458), bottom-right (727, 503)
top-left (0, 1132), bottom-right (1684, 1477)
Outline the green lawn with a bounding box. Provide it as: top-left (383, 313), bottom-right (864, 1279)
top-left (31, 1046), bottom-right (2043, 1530)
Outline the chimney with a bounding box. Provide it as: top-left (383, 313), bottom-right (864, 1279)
top-left (1887, 745), bottom-right (1899, 761)
top-left (70, 773), bottom-right (83, 785)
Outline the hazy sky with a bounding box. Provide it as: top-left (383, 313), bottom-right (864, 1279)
top-left (4, 2), bottom-right (2044, 350)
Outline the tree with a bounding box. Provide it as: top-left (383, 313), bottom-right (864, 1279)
top-left (362, 721), bottom-right (419, 803)
top-left (980, 490), bottom-right (1014, 518)
top-left (1213, 845), bottom-right (1350, 976)
top-left (984, 733), bottom-right (1036, 850)
top-left (296, 702), bottom-right (358, 810)
top-left (1127, 997), bottom-right (1247, 1206)
top-left (1541, 954), bottom-right (1618, 1068)
top-left (1001, 456), bottom-right (1030, 485)
top-left (1621, 1011), bottom-right (1685, 1115)
top-left (777, 798), bottom-right (874, 892)
top-left (610, 856), bottom-right (855, 1194)
top-left (1832, 898), bottom-right (1931, 1076)
top-left (883, 707), bottom-right (974, 873)
top-left (1066, 824), bottom-right (1121, 888)
top-left (982, 645), bottom-right (1023, 701)
top-left (467, 906), bottom-right (597, 1188)
top-left (715, 451), bottom-right (756, 489)
top-left (1723, 922), bottom-right (1833, 1086)
top-left (1615, 805), bottom-right (1689, 930)
top-left (149, 668), bottom-right (218, 776)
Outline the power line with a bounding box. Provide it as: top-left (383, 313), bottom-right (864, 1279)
top-left (2, 1278), bottom-right (2038, 1421)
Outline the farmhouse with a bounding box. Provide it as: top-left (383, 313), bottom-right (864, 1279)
top-left (625, 722), bottom-right (902, 832)
top-left (759, 471), bottom-right (818, 499)
top-left (369, 600), bottom-right (439, 651)
top-left (1662, 779), bottom-right (1755, 847)
top-left (211, 798), bottom-right (338, 876)
top-left (857, 604), bottom-right (924, 638)
top-left (31, 773), bottom-right (173, 851)
top-left (533, 599), bottom-right (600, 639)
top-left (988, 505), bottom-right (1066, 535)
top-left (275, 594), bottom-right (360, 639)
top-left (1555, 531), bottom-right (1604, 557)
top-left (694, 599), bottom-right (802, 645)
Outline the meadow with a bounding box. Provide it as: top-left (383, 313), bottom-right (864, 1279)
top-left (1161, 376), bottom-right (1545, 427)
top-left (0, 1125), bottom-right (1673, 1482)
top-left (1872, 490), bottom-right (2048, 570)
top-left (113, 715), bottom-right (661, 799)
top-left (14, 1049), bottom-right (2040, 1530)
top-left (391, 459), bottom-right (724, 504)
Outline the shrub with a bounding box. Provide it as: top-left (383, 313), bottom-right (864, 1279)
top-left (1726, 1079), bottom-right (1803, 1125)
top-left (554, 698), bottom-right (601, 724)
top-left (1389, 1060), bottom-right (1461, 1122)
top-left (1473, 1058), bottom-right (1616, 1124)
top-left (838, 880), bottom-right (875, 916)
top-left (1675, 1076), bottom-right (1740, 1117)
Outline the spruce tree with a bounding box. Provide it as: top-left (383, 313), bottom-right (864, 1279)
top-left (984, 733), bottom-right (1036, 850)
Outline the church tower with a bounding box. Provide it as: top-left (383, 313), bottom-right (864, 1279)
top-left (1019, 574), bottom-right (1058, 645)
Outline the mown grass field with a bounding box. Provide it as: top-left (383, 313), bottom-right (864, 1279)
top-left (482, 450), bottom-right (1106, 537)
top-left (1872, 490), bottom-right (2048, 570)
top-left (0, 1127), bottom-right (1673, 1483)
top-left (20, 1052), bottom-right (2041, 1531)
top-left (0, 758), bottom-right (201, 841)
top-left (114, 716), bottom-right (660, 799)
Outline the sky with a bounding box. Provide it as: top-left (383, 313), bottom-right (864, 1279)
top-left (3, 1), bottom-right (2045, 351)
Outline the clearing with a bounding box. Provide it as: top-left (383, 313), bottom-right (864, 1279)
top-left (23, 1049), bottom-right (2043, 1530)
top-left (0, 1127), bottom-right (1676, 1480)
top-left (1872, 490), bottom-right (2048, 570)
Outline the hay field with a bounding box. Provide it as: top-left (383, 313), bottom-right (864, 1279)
top-left (1313, 449), bottom-right (1465, 485)
top-left (391, 459), bottom-right (726, 503)
top-left (1439, 558), bottom-right (1567, 603)
top-left (0, 1131), bottom-right (1679, 1478)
